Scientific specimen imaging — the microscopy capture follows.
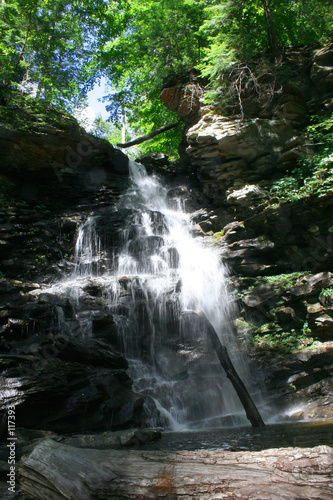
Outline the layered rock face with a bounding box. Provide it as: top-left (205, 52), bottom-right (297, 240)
top-left (185, 45), bottom-right (332, 207)
top-left (162, 43), bottom-right (333, 422)
top-left (187, 115), bottom-right (306, 205)
top-left (160, 45), bottom-right (333, 210)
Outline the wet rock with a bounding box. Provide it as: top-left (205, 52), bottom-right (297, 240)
top-left (51, 335), bottom-right (128, 369)
top-left (136, 153), bottom-right (170, 168)
top-left (275, 307), bottom-right (296, 324)
top-left (226, 185), bottom-right (268, 207)
top-left (15, 428), bottom-right (59, 445)
top-left (198, 219), bottom-right (214, 233)
top-left (155, 346), bottom-right (188, 380)
top-left (167, 247), bottom-right (180, 268)
top-left (128, 235), bottom-right (164, 257)
top-left (149, 210), bottom-right (168, 234)
top-left (0, 320), bottom-right (152, 434)
top-left (0, 356), bottom-right (143, 433)
top-left (251, 341), bottom-right (333, 421)
top-left (0, 122), bottom-right (129, 207)
top-left (288, 272), bottom-right (333, 300)
top-left (92, 315), bottom-right (118, 335)
top-left (220, 236), bottom-right (275, 269)
top-left (11, 428), bottom-right (61, 458)
top-left (83, 283), bottom-right (104, 297)
top-left (167, 185), bottom-right (189, 198)
top-left (231, 236), bottom-right (274, 254)
top-left (242, 285), bottom-right (277, 308)
top-left (222, 221), bottom-right (249, 243)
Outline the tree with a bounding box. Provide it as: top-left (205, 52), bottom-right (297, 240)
top-left (199, 0), bottom-right (333, 72)
top-left (0, 0), bottom-right (112, 109)
top-left (198, 0), bottom-right (333, 110)
top-left (1, 0), bottom-right (332, 153)
top-left (262, 0), bottom-right (279, 58)
top-left (92, 116), bottom-right (124, 144)
top-left (99, 0), bottom-right (207, 156)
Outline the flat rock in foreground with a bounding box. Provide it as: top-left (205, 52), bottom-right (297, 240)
top-left (19, 438), bottom-right (333, 499)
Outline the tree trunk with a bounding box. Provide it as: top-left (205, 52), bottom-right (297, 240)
top-left (121, 107), bottom-right (126, 144)
top-left (117, 121), bottom-right (180, 148)
top-left (19, 439), bottom-right (333, 499)
top-left (201, 312), bottom-right (265, 428)
top-left (262, 0), bottom-right (280, 58)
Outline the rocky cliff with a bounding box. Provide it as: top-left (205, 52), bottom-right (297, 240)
top-left (161, 42), bottom-right (333, 422)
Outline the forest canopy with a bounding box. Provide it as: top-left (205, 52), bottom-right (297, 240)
top-left (1, 0), bottom-right (332, 153)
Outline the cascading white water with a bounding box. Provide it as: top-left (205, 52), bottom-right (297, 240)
top-left (121, 161), bottom-right (233, 334)
top-left (106, 161), bottom-right (258, 428)
top-left (73, 217), bottom-right (102, 277)
top-left (53, 160), bottom-right (262, 429)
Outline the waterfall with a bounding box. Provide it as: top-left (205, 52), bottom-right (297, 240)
top-left (56, 160), bottom-right (261, 430)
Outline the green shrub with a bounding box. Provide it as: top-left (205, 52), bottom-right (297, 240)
top-left (321, 287), bottom-right (333, 298)
top-left (270, 113), bottom-right (333, 202)
top-left (261, 272), bottom-right (307, 289)
top-left (251, 323), bottom-right (314, 352)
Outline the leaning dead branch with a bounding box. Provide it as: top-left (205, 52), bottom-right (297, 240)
top-left (117, 121), bottom-right (180, 148)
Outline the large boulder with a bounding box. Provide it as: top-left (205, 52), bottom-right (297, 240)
top-left (187, 116), bottom-right (296, 161)
top-left (160, 71), bottom-right (202, 123)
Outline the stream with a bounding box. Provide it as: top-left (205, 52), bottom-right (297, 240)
top-left (142, 420), bottom-right (333, 451)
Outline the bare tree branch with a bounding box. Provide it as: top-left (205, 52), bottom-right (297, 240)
top-left (117, 121), bottom-right (181, 148)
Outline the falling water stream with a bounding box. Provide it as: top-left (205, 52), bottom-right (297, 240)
top-left (51, 161), bottom-right (264, 430)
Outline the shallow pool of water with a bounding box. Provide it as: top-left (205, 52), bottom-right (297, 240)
top-left (144, 421), bottom-right (333, 452)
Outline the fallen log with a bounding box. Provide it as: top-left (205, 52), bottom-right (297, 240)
top-left (116, 121), bottom-right (180, 148)
top-left (201, 312), bottom-right (265, 428)
top-left (19, 439), bottom-right (333, 499)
